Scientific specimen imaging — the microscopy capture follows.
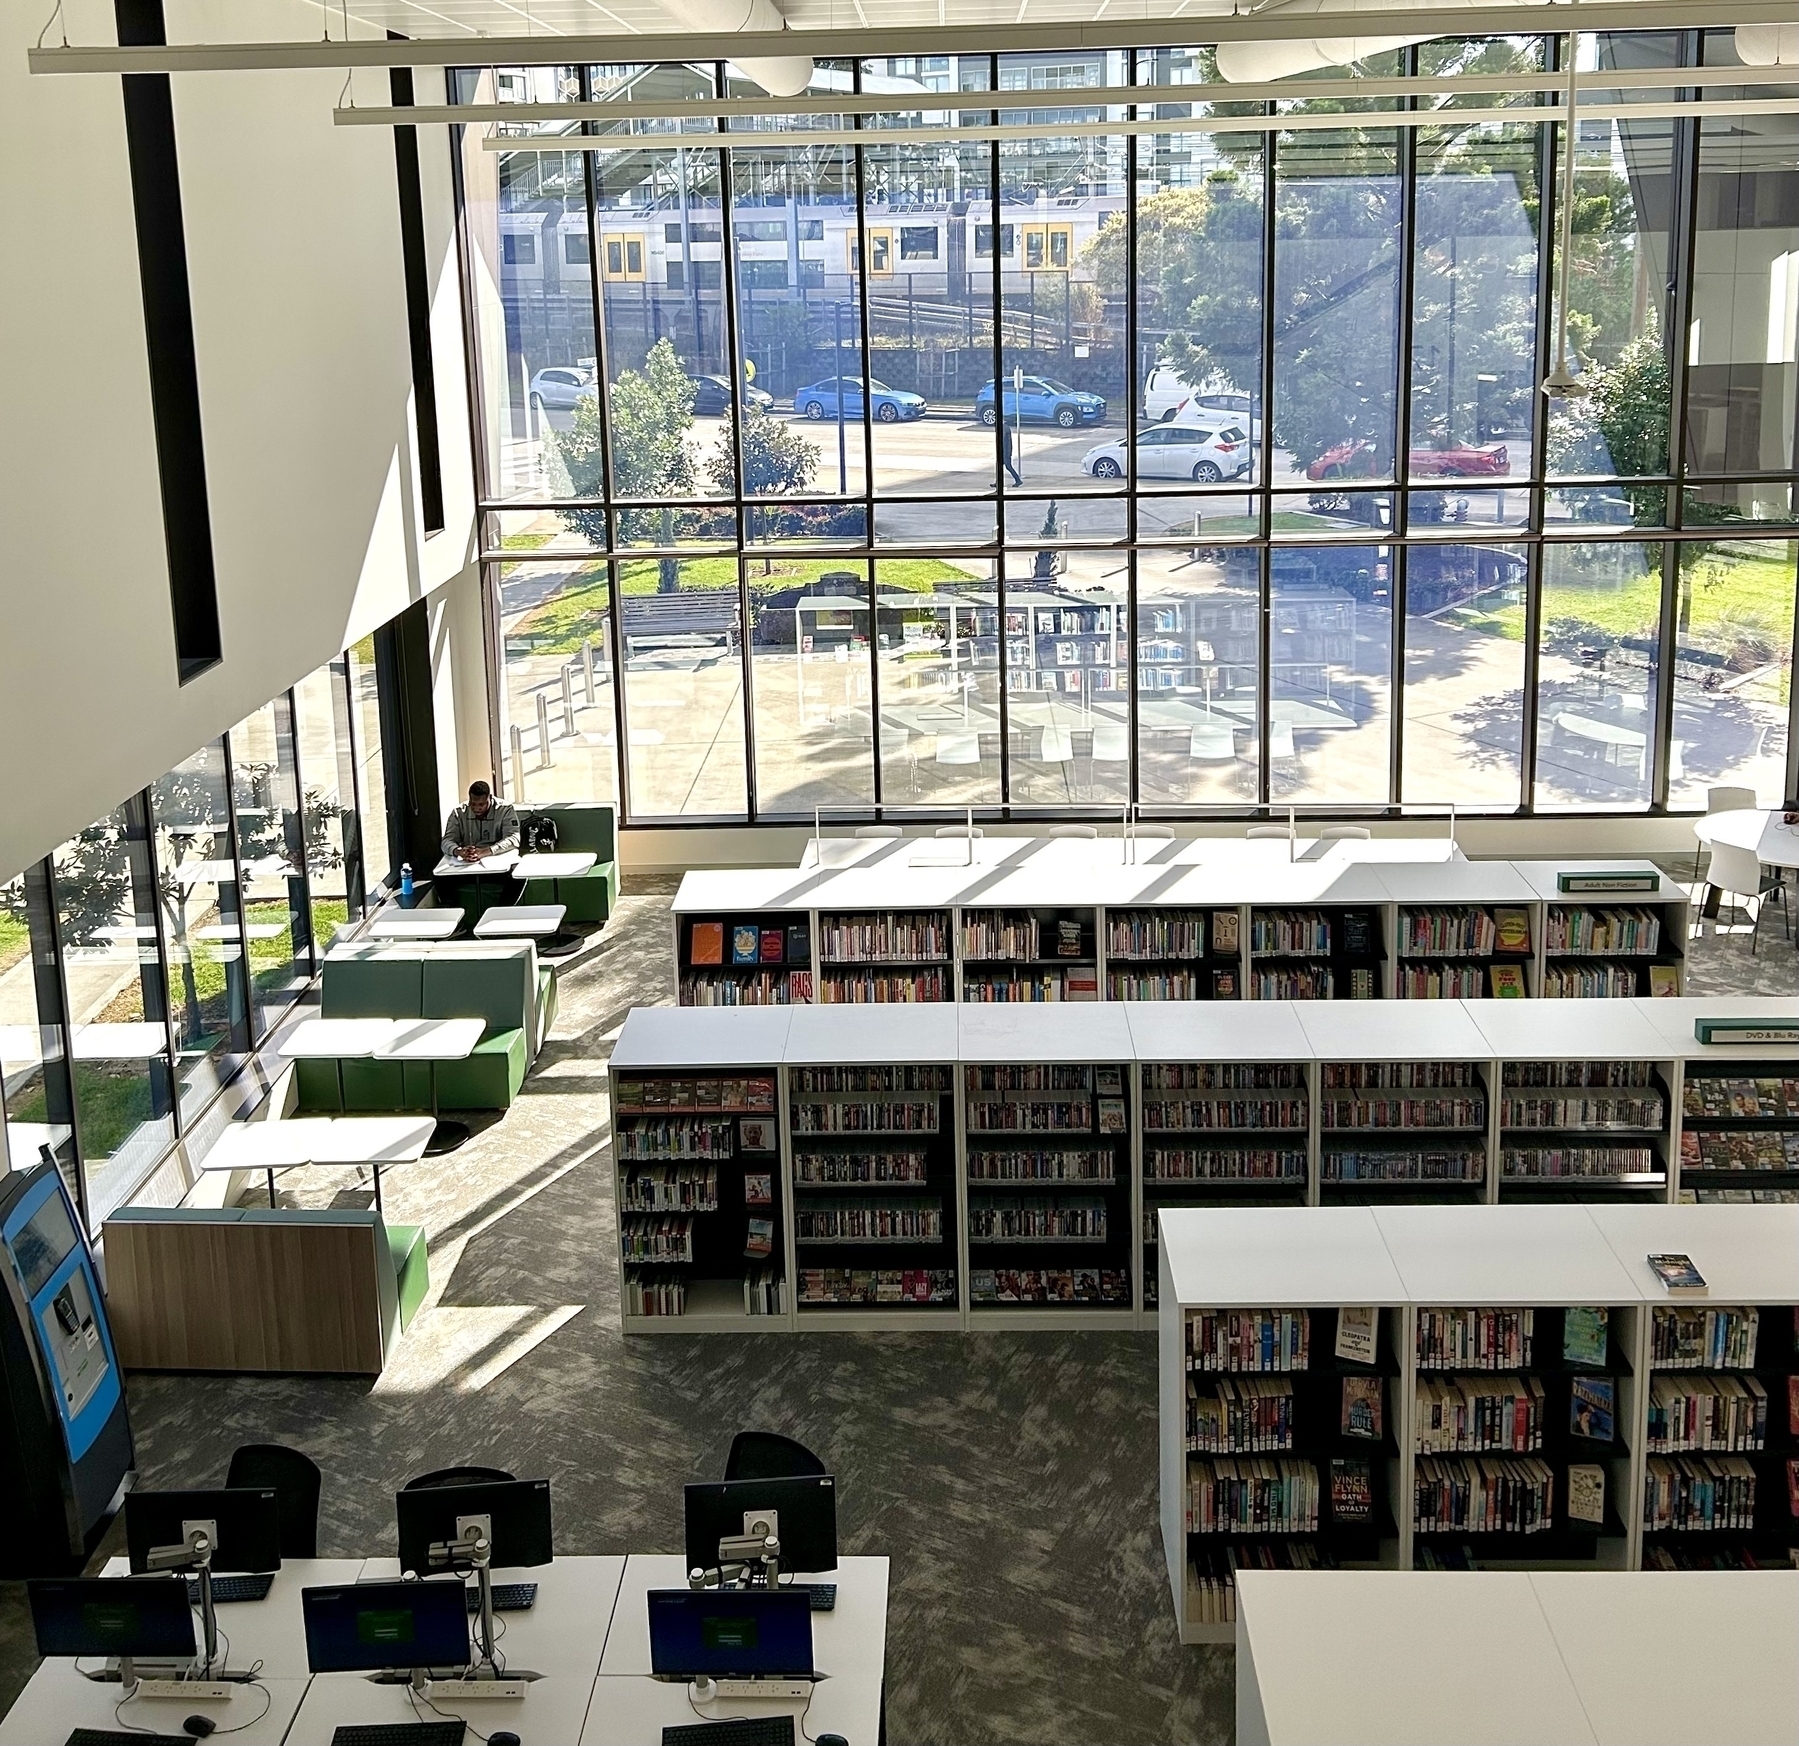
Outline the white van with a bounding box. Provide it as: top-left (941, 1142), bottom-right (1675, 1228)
top-left (1143, 364), bottom-right (1197, 421)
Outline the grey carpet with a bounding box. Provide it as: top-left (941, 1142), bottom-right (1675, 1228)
top-left (2, 858), bottom-right (1791, 1745)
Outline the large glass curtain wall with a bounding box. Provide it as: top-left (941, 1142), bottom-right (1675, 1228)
top-left (0, 653), bottom-right (388, 1229)
top-left (461, 32), bottom-right (1799, 822)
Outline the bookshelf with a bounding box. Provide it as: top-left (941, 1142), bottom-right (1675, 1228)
top-left (816, 908), bottom-right (954, 1003)
top-left (959, 902), bottom-right (1100, 1003)
top-left (1104, 907), bottom-right (1242, 1002)
top-left (1513, 862), bottom-right (1690, 1000)
top-left (960, 1005), bottom-right (1136, 1321)
top-left (608, 1007), bottom-right (793, 1332)
top-left (1381, 861), bottom-right (1540, 1001)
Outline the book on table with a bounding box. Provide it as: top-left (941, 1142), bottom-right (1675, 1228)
top-left (1648, 1253), bottom-right (1707, 1296)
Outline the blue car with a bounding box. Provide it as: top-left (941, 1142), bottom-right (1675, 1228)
top-left (792, 376), bottom-right (927, 423)
top-left (975, 376), bottom-right (1107, 429)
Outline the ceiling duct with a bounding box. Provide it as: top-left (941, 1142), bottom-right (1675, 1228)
top-left (1214, 0), bottom-right (1550, 83)
top-left (656, 0), bottom-right (813, 97)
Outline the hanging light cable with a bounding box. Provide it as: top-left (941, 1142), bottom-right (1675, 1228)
top-left (1543, 22), bottom-right (1588, 399)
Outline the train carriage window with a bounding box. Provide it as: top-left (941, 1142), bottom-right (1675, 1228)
top-left (900, 225), bottom-right (939, 261)
top-left (502, 232), bottom-right (536, 266)
top-left (975, 223), bottom-right (1015, 259)
top-left (849, 228), bottom-right (895, 275)
top-left (799, 218), bottom-right (825, 242)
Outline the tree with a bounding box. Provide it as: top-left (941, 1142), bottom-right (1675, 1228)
top-left (1545, 325), bottom-right (1672, 526)
top-left (710, 403), bottom-right (818, 498)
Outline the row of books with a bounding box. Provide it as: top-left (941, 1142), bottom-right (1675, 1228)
top-left (795, 1201), bottom-right (944, 1243)
top-left (1398, 907), bottom-right (1531, 957)
top-left (1148, 1148), bottom-right (1308, 1182)
top-left (966, 1064), bottom-right (1103, 1092)
top-left (1143, 1099), bottom-right (1306, 1132)
top-left (624, 1270), bottom-right (685, 1317)
top-left (1146, 1063), bottom-right (1306, 1092)
top-left (1397, 963), bottom-right (1491, 1001)
top-left (1542, 963), bottom-right (1658, 999)
top-left (1321, 1097), bottom-right (1486, 1130)
top-left (679, 971), bottom-right (805, 1006)
top-left (963, 968), bottom-right (1100, 1001)
top-left (818, 912), bottom-right (950, 964)
top-left (1416, 1307), bottom-right (1534, 1371)
top-left (622, 1216), bottom-right (694, 1264)
top-left (968, 1198), bottom-right (1108, 1242)
top-left (1323, 1062), bottom-right (1479, 1090)
top-left (966, 1101), bottom-right (1107, 1133)
top-left (1651, 1304), bottom-right (1758, 1370)
top-left (793, 1150), bottom-right (929, 1186)
top-left (960, 914), bottom-right (1086, 960)
top-left (1413, 1456), bottom-right (1554, 1535)
top-left (967, 1149), bottom-right (1114, 1183)
top-left (1683, 1075), bottom-right (1799, 1118)
top-left (969, 1267), bottom-right (1131, 1305)
top-left (1187, 1543), bottom-right (1333, 1624)
top-left (744, 1268), bottom-right (785, 1315)
top-left (1691, 1186), bottom-right (1799, 1203)
top-left (790, 1101), bottom-right (939, 1134)
top-left (1187, 1459), bottom-right (1321, 1534)
top-left (1544, 905), bottom-right (1662, 955)
top-left (621, 1167), bottom-right (719, 1212)
top-left (819, 970), bottom-right (948, 1002)
top-left (1643, 1455), bottom-right (1757, 1532)
top-left (1506, 1060), bottom-right (1658, 1090)
top-left (1188, 1308), bottom-right (1312, 1373)
top-left (1323, 1149), bottom-right (1484, 1182)
top-left (1106, 910), bottom-right (1235, 960)
top-left (1681, 1129), bottom-right (1799, 1169)
top-left (1249, 911), bottom-right (1374, 956)
top-left (1501, 1147), bottom-right (1657, 1180)
top-left (1415, 1375), bottom-right (1546, 1454)
top-left (1500, 1094), bottom-right (1664, 1131)
top-left (614, 1077), bottom-right (775, 1112)
top-left (1186, 1376), bottom-right (1297, 1453)
top-left (791, 1065), bottom-right (951, 1094)
top-left (797, 1268), bottom-right (956, 1305)
top-left (688, 920), bottom-right (809, 967)
top-left (617, 1120), bottom-right (736, 1161)
top-left (1646, 1374), bottom-right (1768, 1453)
top-left (1250, 967), bottom-right (1338, 999)
top-left (1106, 968), bottom-right (1238, 1000)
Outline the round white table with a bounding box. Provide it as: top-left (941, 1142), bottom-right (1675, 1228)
top-left (1693, 807), bottom-right (1799, 868)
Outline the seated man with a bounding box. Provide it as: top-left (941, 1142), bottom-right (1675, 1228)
top-left (442, 780), bottom-right (519, 863)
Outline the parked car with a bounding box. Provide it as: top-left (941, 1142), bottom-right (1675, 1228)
top-left (974, 377), bottom-right (1107, 429)
top-left (1143, 364), bottom-right (1198, 421)
top-left (687, 373), bottom-right (775, 417)
top-left (528, 364), bottom-right (597, 414)
top-left (792, 376), bottom-right (927, 422)
top-left (1176, 389), bottom-right (1263, 444)
top-left (1306, 436), bottom-right (1510, 480)
top-left (1081, 424), bottom-right (1251, 482)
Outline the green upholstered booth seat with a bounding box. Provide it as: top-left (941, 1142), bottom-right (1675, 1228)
top-left (422, 951), bottom-right (533, 1039)
top-left (537, 968), bottom-right (558, 1048)
top-left (519, 802), bottom-right (619, 924)
top-left (388, 1223), bottom-right (429, 1331)
top-left (322, 950), bottom-right (423, 1019)
top-left (294, 1058), bottom-right (342, 1113)
top-left (435, 1028), bottom-right (527, 1110)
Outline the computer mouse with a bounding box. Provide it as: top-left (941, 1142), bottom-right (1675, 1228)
top-left (489, 1734), bottom-right (521, 1746)
top-left (182, 1719), bottom-right (218, 1739)
top-left (816, 1735), bottom-right (848, 1746)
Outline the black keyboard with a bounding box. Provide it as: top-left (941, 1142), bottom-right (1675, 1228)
top-left (663, 1720), bottom-right (796, 1746)
top-left (68, 1734), bottom-right (200, 1746)
top-left (187, 1571), bottom-right (275, 1604)
top-left (330, 1726), bottom-right (466, 1746)
top-left (466, 1580), bottom-right (538, 1612)
top-left (799, 1582), bottom-right (837, 1612)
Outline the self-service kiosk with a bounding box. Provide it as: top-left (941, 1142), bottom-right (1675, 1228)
top-left (0, 1161), bottom-right (133, 1573)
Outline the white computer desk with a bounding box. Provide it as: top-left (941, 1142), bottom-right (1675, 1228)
top-left (587, 1554), bottom-right (889, 1746)
top-left (0, 1669), bottom-right (308, 1744)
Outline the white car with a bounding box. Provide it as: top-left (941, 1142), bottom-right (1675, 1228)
top-left (528, 365), bottom-right (597, 415)
top-left (1176, 388), bottom-right (1264, 444)
top-left (1143, 364), bottom-right (1198, 421)
top-left (1081, 424), bottom-right (1252, 482)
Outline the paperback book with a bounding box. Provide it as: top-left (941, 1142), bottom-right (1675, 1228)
top-left (1330, 1458), bottom-right (1373, 1524)
top-left (744, 1218), bottom-right (773, 1259)
top-left (731, 924), bottom-right (761, 965)
top-left (1494, 908), bottom-right (1531, 953)
top-left (1335, 1306), bottom-right (1378, 1365)
top-left (690, 921), bottom-right (725, 965)
top-left (1563, 1306), bottom-right (1609, 1368)
top-left (1341, 1375), bottom-right (1383, 1440)
top-left (1489, 964), bottom-right (1527, 999)
top-left (1212, 910), bottom-right (1240, 954)
top-left (1648, 1253), bottom-right (1708, 1296)
top-left (1570, 1375), bottom-right (1616, 1445)
top-left (1567, 1464), bottom-right (1606, 1525)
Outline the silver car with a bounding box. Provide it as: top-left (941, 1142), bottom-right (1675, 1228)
top-left (528, 365), bottom-right (597, 415)
top-left (1082, 424), bottom-right (1252, 482)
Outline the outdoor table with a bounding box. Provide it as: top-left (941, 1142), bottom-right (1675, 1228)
top-left (375, 1017), bottom-right (485, 1158)
top-left (368, 907), bottom-right (466, 941)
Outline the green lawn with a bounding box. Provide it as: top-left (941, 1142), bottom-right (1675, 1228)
top-left (0, 911), bottom-right (27, 976)
top-left (12, 1066), bottom-right (155, 1163)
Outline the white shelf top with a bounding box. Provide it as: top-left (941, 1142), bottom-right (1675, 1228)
top-left (1628, 995), bottom-right (1799, 1061)
top-left (950, 862), bottom-right (1138, 910)
top-left (784, 1003), bottom-right (957, 1064)
top-left (1160, 1206), bottom-right (1405, 1307)
top-left (1528, 1572), bottom-right (1799, 1746)
top-left (1508, 858), bottom-right (1677, 903)
top-left (673, 868), bottom-right (823, 916)
top-left (1295, 999), bottom-right (1492, 1060)
top-left (1374, 859), bottom-right (1537, 903)
top-left (609, 1006), bottom-right (790, 1071)
top-left (1237, 1570), bottom-right (1594, 1746)
top-left (1586, 1203), bottom-right (1799, 1304)
top-left (957, 1002), bottom-right (1135, 1062)
top-left (1463, 997), bottom-right (1671, 1061)
top-left (1124, 1000), bottom-right (1312, 1063)
top-left (1373, 1204), bottom-right (1645, 1306)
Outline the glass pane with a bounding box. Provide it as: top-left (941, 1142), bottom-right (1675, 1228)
top-left (495, 558), bottom-right (620, 808)
top-left (619, 557), bottom-right (748, 817)
top-left (749, 559), bottom-right (876, 814)
top-left (229, 699), bottom-right (309, 1038)
top-left (0, 867), bottom-right (78, 1200)
top-left (874, 558), bottom-right (1002, 808)
top-left (1401, 542), bottom-right (1529, 807)
top-left (52, 800), bottom-right (175, 1227)
top-left (1533, 540), bottom-right (1663, 809)
top-left (151, 742), bottom-right (249, 1123)
top-left (346, 637), bottom-right (391, 889)
top-left (1668, 539), bottom-right (1796, 808)
top-left (1138, 543), bottom-right (1260, 805)
top-left (1269, 544), bottom-right (1394, 803)
top-left (294, 659), bottom-right (360, 949)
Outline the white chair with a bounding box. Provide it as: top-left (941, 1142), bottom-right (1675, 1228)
top-left (935, 734), bottom-right (979, 765)
top-left (1269, 723), bottom-right (1298, 762)
top-left (1693, 784), bottom-right (1758, 881)
top-left (935, 824), bottom-right (983, 839)
top-left (1092, 723), bottom-right (1129, 764)
top-left (1134, 824), bottom-right (1176, 840)
top-left (1321, 825), bottom-right (1372, 840)
top-left (1189, 723), bottom-right (1235, 762)
top-left (1246, 825), bottom-right (1291, 840)
top-left (1704, 839), bottom-right (1787, 954)
top-left (1049, 824), bottom-right (1097, 838)
top-left (854, 825), bottom-right (903, 839)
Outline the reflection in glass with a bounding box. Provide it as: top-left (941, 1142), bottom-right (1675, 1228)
top-left (1533, 542), bottom-right (1663, 809)
top-left (229, 700), bottom-right (309, 1039)
top-left (1269, 545), bottom-right (1393, 803)
top-left (0, 865), bottom-right (79, 1205)
top-left (1401, 543), bottom-right (1529, 807)
top-left (1667, 540), bottom-right (1796, 807)
top-left (347, 638), bottom-right (391, 888)
top-left (293, 662), bottom-right (361, 952)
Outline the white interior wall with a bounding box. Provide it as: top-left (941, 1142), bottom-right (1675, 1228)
top-left (0, 0), bottom-right (481, 883)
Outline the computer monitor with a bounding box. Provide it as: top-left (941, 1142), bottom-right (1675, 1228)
top-left (28, 1577), bottom-right (196, 1661)
top-left (124, 1488), bottom-right (282, 1576)
top-left (300, 1580), bottom-right (472, 1675)
top-left (395, 1478), bottom-right (553, 1577)
top-left (683, 1475), bottom-right (838, 1575)
top-left (647, 1588), bottom-right (814, 1682)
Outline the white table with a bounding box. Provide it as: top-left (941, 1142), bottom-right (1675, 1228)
top-left (70, 1021), bottom-right (170, 1062)
top-left (433, 849), bottom-right (520, 877)
top-left (1694, 806), bottom-right (1799, 868)
top-left (278, 1017), bottom-right (397, 1126)
top-left (0, 1668), bottom-right (307, 1744)
top-left (378, 1017), bottom-right (486, 1158)
top-left (475, 902), bottom-right (568, 941)
top-left (513, 851), bottom-right (597, 884)
top-left (287, 1671), bottom-right (599, 1745)
top-left (588, 1554), bottom-right (889, 1746)
top-left (195, 1116), bottom-right (434, 1209)
top-left (1555, 711), bottom-right (1648, 775)
top-left (369, 907), bottom-right (466, 940)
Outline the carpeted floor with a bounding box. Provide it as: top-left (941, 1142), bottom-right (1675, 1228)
top-left (2, 859), bottom-right (1793, 1744)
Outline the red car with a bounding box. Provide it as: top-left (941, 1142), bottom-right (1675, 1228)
top-left (1304, 438), bottom-right (1510, 481)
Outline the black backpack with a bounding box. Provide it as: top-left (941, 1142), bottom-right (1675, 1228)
top-left (521, 814), bottom-right (559, 854)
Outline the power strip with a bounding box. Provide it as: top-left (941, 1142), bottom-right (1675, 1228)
top-left (710, 1679), bottom-right (814, 1701)
top-left (135, 1679), bottom-right (237, 1701)
top-left (427, 1677), bottom-right (531, 1700)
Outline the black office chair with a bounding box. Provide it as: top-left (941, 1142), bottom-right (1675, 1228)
top-left (723, 1432), bottom-right (826, 1483)
top-left (404, 1466), bottom-right (516, 1490)
top-left (225, 1443), bottom-right (322, 1560)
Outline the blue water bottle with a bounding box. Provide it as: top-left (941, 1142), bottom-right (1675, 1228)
top-left (400, 862), bottom-right (414, 908)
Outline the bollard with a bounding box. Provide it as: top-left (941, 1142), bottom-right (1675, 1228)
top-left (581, 639), bottom-right (596, 706)
top-left (561, 664), bottom-right (577, 736)
top-left (510, 724), bottom-right (527, 801)
top-left (536, 692), bottom-right (553, 769)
